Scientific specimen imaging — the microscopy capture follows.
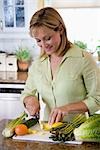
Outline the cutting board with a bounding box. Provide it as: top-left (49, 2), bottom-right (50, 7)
top-left (13, 124), bottom-right (82, 144)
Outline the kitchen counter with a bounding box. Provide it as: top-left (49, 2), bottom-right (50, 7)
top-left (0, 120), bottom-right (100, 150)
top-left (0, 71), bottom-right (28, 83)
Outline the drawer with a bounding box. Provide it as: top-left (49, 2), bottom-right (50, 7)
top-left (6, 55), bottom-right (17, 71)
top-left (6, 71), bottom-right (17, 80)
top-left (0, 72), bottom-right (6, 80)
top-left (0, 53), bottom-right (6, 71)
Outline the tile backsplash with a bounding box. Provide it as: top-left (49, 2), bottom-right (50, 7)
top-left (0, 38), bottom-right (40, 59)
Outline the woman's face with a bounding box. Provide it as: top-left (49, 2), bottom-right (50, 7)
top-left (32, 26), bottom-right (61, 55)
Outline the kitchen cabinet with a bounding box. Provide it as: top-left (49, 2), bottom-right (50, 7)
top-left (0, 0), bottom-right (26, 32)
top-left (0, 0), bottom-right (38, 39)
top-left (3, 0), bottom-right (25, 30)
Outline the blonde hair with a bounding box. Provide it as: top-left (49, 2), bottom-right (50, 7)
top-left (30, 7), bottom-right (71, 57)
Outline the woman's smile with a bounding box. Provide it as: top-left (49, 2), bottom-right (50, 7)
top-left (45, 45), bottom-right (53, 52)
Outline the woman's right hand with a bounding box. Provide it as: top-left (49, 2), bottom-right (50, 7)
top-left (23, 96), bottom-right (40, 116)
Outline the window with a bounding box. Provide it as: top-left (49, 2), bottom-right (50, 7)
top-left (44, 0), bottom-right (100, 8)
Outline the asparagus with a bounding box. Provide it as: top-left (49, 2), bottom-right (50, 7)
top-left (49, 113), bottom-right (86, 142)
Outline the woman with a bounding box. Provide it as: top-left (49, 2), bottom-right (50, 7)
top-left (21, 7), bottom-right (100, 125)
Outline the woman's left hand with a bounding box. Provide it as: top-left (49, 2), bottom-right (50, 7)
top-left (48, 105), bottom-right (69, 125)
top-left (48, 101), bottom-right (88, 125)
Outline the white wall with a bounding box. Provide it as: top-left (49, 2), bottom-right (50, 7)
top-left (0, 38), bottom-right (40, 58)
top-left (57, 8), bottom-right (100, 56)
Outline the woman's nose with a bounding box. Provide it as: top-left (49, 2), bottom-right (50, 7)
top-left (40, 41), bottom-right (47, 48)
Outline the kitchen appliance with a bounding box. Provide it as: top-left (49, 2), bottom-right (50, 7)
top-left (0, 83), bottom-right (25, 120)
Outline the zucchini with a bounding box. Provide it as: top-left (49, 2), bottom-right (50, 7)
top-left (2, 112), bottom-right (39, 138)
top-left (23, 118), bottom-right (39, 128)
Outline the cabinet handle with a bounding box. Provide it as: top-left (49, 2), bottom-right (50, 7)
top-left (0, 20), bottom-right (3, 30)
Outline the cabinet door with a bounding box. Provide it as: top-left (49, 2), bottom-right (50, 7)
top-left (0, 0), bottom-right (38, 38)
top-left (2, 0), bottom-right (27, 32)
top-left (0, 0), bottom-right (3, 31)
top-left (0, 98), bottom-right (24, 119)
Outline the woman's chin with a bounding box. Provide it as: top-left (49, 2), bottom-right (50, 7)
top-left (45, 51), bottom-right (53, 55)
top-left (46, 48), bottom-right (56, 54)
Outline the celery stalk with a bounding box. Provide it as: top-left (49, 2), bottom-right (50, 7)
top-left (2, 111), bottom-right (27, 138)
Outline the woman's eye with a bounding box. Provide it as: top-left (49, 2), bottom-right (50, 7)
top-left (45, 36), bottom-right (51, 41)
top-left (36, 39), bottom-right (41, 43)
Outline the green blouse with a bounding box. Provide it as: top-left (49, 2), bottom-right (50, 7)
top-left (21, 45), bottom-right (100, 120)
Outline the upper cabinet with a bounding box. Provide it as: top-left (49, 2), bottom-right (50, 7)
top-left (0, 0), bottom-right (38, 38)
top-left (2, 0), bottom-right (26, 32)
top-left (0, 0), bottom-right (27, 32)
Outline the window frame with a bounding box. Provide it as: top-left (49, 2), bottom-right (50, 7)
top-left (44, 0), bottom-right (100, 8)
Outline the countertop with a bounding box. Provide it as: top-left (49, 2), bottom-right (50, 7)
top-left (0, 71), bottom-right (28, 84)
top-left (0, 120), bottom-right (100, 150)
top-left (0, 61), bottom-right (99, 84)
